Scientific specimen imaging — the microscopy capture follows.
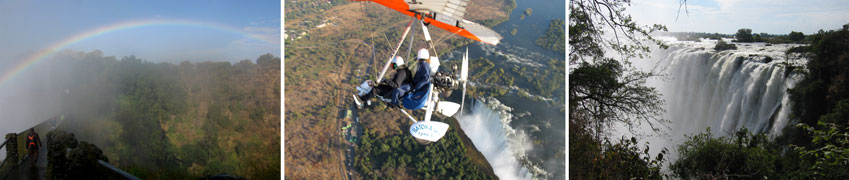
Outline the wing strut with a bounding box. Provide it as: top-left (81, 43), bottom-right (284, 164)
top-left (459, 47), bottom-right (469, 117)
top-left (423, 84), bottom-right (436, 121)
top-left (420, 19), bottom-right (438, 57)
top-left (399, 109), bottom-right (418, 123)
top-left (376, 18), bottom-right (416, 83)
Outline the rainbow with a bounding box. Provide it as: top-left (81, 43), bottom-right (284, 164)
top-left (0, 19), bottom-right (276, 86)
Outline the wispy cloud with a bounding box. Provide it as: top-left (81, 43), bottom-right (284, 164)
top-left (628, 0), bottom-right (849, 34)
top-left (713, 0), bottom-right (740, 12)
top-left (242, 19), bottom-right (281, 44)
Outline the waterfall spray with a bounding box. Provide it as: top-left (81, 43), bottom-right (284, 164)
top-left (457, 97), bottom-right (549, 180)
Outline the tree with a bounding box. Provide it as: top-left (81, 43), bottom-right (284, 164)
top-left (671, 128), bottom-right (793, 179)
top-left (790, 24), bottom-right (849, 126)
top-left (735, 28), bottom-right (754, 42)
top-left (569, 0), bottom-right (669, 136)
top-left (753, 33), bottom-right (764, 42)
top-left (570, 1), bottom-right (673, 178)
top-left (570, 59), bottom-right (667, 138)
top-left (535, 19), bottom-right (566, 53)
top-left (569, 0), bottom-right (668, 64)
top-left (570, 120), bottom-right (667, 180)
top-left (714, 40), bottom-right (737, 51)
top-left (785, 23), bottom-right (849, 179)
top-left (792, 121), bottom-right (849, 179)
top-left (789, 31), bottom-right (805, 42)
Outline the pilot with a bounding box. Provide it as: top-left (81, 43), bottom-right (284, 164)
top-left (410, 48), bottom-right (433, 91)
top-left (358, 56), bottom-right (412, 108)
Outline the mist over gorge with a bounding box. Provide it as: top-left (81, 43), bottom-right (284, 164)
top-left (1, 49), bottom-right (280, 179)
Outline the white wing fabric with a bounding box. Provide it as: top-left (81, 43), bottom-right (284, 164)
top-left (405, 0), bottom-right (470, 19)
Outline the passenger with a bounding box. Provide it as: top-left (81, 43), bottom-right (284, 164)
top-left (357, 56), bottom-right (413, 108)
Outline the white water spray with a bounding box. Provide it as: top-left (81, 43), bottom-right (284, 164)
top-left (657, 42), bottom-right (802, 139)
top-left (619, 39), bottom-right (807, 170)
top-left (457, 97), bottom-right (547, 180)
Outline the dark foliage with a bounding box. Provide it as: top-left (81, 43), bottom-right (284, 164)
top-left (570, 59), bottom-right (667, 137)
top-left (569, 0), bottom-right (669, 178)
top-left (789, 24), bottom-right (849, 126)
top-left (674, 24), bottom-right (849, 180)
top-left (569, 0), bottom-right (668, 63)
top-left (735, 28), bottom-right (754, 42)
top-left (53, 52), bottom-right (280, 179)
top-left (714, 40), bottom-right (737, 51)
top-left (789, 31), bottom-right (805, 42)
top-left (570, 121), bottom-right (666, 180)
top-left (47, 130), bottom-right (110, 179)
top-left (671, 128), bottom-right (803, 179)
top-left (354, 118), bottom-right (495, 180)
top-left (536, 19), bottom-right (566, 54)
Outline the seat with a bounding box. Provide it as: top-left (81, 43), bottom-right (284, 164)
top-left (402, 83), bottom-right (431, 110)
top-left (402, 61), bottom-right (433, 110)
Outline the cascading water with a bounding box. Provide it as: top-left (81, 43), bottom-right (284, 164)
top-left (647, 39), bottom-right (805, 143)
top-left (456, 97), bottom-right (548, 180)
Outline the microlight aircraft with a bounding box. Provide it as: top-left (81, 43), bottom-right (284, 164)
top-left (352, 0), bottom-right (502, 142)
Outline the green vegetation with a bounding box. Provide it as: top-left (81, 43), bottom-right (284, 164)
top-left (285, 0), bottom-right (516, 178)
top-left (734, 28), bottom-right (809, 44)
top-left (656, 32), bottom-right (729, 42)
top-left (784, 24), bottom-right (849, 178)
top-left (788, 25), bottom-right (849, 125)
top-left (570, 121), bottom-right (667, 179)
top-left (47, 130), bottom-right (112, 179)
top-left (569, 0), bottom-right (669, 179)
top-left (284, 0), bottom-right (348, 20)
top-left (670, 128), bottom-right (800, 179)
top-left (536, 19), bottom-right (565, 53)
top-left (713, 40), bottom-right (737, 51)
top-left (56, 52), bottom-right (280, 179)
top-left (354, 118), bottom-right (495, 180)
top-left (569, 0), bottom-right (667, 63)
top-left (526, 59), bottom-right (566, 101)
top-left (792, 121), bottom-right (849, 178)
top-left (670, 24), bottom-right (849, 179)
top-left (441, 56), bottom-right (564, 103)
top-left (477, 0), bottom-right (516, 27)
top-left (570, 59), bottom-right (666, 136)
top-left (572, 0), bottom-right (846, 177)
top-left (735, 28), bottom-right (754, 42)
top-left (789, 31), bottom-right (805, 42)
top-left (454, 57), bottom-right (513, 97)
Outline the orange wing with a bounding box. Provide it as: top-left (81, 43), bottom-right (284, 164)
top-left (355, 0), bottom-right (502, 45)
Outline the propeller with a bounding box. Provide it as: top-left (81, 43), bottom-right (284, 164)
top-left (459, 47), bottom-right (469, 117)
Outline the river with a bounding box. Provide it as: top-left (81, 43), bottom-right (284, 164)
top-left (446, 0), bottom-right (566, 179)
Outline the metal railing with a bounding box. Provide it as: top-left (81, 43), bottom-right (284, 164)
top-left (97, 160), bottom-right (141, 180)
top-left (0, 137), bottom-right (13, 171)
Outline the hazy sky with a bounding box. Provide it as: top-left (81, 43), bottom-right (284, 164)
top-left (628, 0), bottom-right (849, 34)
top-left (0, 0), bottom-right (280, 65)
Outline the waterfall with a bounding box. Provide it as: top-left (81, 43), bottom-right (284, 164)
top-left (657, 42), bottom-right (802, 139)
top-left (457, 97), bottom-right (547, 180)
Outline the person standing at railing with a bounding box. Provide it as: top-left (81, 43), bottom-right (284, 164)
top-left (26, 128), bottom-right (41, 166)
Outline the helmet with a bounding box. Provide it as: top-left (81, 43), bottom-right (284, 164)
top-left (392, 56), bottom-right (404, 68)
top-left (417, 48), bottom-right (430, 60)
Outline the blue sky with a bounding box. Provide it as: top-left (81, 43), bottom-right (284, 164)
top-left (0, 0), bottom-right (280, 64)
top-left (628, 0), bottom-right (849, 34)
